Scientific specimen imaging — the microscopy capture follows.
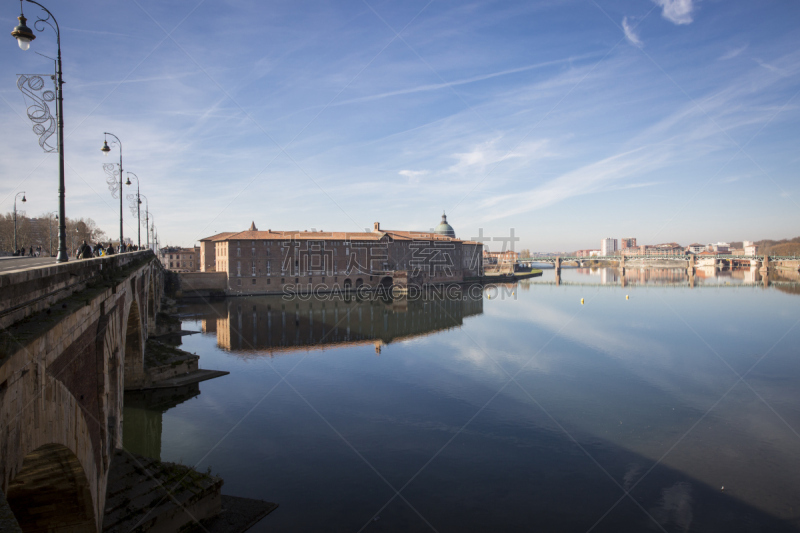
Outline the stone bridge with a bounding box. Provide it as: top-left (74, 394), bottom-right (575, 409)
top-left (0, 251), bottom-right (163, 532)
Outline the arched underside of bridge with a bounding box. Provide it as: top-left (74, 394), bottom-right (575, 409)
top-left (0, 369), bottom-right (101, 533)
top-left (123, 299), bottom-right (145, 390)
top-left (6, 443), bottom-right (95, 533)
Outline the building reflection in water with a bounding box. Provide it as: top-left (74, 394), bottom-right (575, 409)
top-left (574, 266), bottom-right (769, 286)
top-left (122, 384), bottom-right (201, 460)
top-left (197, 292), bottom-right (484, 356)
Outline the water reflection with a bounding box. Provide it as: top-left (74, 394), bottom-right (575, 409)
top-left (187, 292), bottom-right (483, 355)
top-left (127, 270), bottom-right (800, 531)
top-left (122, 384), bottom-right (200, 460)
top-left (547, 266), bottom-right (797, 289)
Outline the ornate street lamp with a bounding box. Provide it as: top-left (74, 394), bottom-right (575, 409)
top-left (12, 0), bottom-right (67, 262)
top-left (139, 195), bottom-right (150, 250)
top-left (13, 192), bottom-right (26, 252)
top-left (126, 172), bottom-right (142, 249)
top-left (101, 132), bottom-right (123, 249)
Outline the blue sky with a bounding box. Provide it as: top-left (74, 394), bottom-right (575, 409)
top-left (1, 0), bottom-right (798, 252)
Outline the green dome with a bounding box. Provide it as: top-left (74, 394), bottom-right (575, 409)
top-left (434, 212), bottom-right (455, 238)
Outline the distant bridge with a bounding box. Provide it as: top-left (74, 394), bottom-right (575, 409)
top-left (517, 280), bottom-right (800, 289)
top-left (0, 251), bottom-right (163, 531)
top-left (520, 254), bottom-right (799, 264)
top-left (517, 255), bottom-right (800, 272)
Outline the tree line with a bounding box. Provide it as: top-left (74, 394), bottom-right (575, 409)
top-left (0, 212), bottom-right (107, 256)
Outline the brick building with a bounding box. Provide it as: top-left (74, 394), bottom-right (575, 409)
top-left (199, 219), bottom-right (483, 295)
top-left (482, 250), bottom-right (519, 264)
top-left (159, 246), bottom-right (199, 272)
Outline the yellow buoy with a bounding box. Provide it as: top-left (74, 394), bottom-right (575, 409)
top-left (488, 295), bottom-right (491, 299)
top-left (581, 298), bottom-right (584, 304)
top-left (626, 295), bottom-right (629, 300)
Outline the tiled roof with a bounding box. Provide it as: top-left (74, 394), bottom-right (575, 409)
top-left (201, 228), bottom-right (484, 245)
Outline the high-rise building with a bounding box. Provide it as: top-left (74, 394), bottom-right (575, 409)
top-left (601, 238), bottom-right (618, 257)
top-left (620, 237), bottom-right (637, 249)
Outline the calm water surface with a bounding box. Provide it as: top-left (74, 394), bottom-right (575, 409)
top-left (124, 267), bottom-right (800, 532)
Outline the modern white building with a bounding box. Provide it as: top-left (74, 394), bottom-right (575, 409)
top-left (687, 243), bottom-right (705, 254)
top-left (709, 242), bottom-right (730, 253)
top-left (743, 241), bottom-right (758, 256)
top-left (601, 238), bottom-right (618, 257)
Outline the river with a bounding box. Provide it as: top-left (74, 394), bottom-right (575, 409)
top-left (123, 267), bottom-right (800, 532)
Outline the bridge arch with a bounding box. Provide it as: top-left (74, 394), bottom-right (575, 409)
top-left (6, 443), bottom-right (96, 533)
top-left (0, 370), bottom-right (102, 532)
top-left (122, 297), bottom-right (145, 390)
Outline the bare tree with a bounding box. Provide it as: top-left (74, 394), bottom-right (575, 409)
top-left (0, 212), bottom-right (107, 255)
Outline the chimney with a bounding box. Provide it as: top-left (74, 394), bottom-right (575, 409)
top-left (374, 222), bottom-right (380, 232)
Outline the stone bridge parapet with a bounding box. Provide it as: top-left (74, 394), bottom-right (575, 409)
top-left (0, 252), bottom-right (155, 331)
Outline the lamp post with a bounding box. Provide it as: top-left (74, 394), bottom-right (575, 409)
top-left (13, 192), bottom-right (26, 252)
top-left (12, 0), bottom-right (67, 262)
top-left (126, 172), bottom-right (141, 249)
top-left (148, 213), bottom-right (155, 253)
top-left (101, 132), bottom-right (123, 248)
top-left (139, 195), bottom-right (150, 250)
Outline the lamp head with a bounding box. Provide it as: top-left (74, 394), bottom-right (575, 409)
top-left (125, 177), bottom-right (131, 186)
top-left (21, 195), bottom-right (26, 203)
top-left (11, 14), bottom-right (35, 51)
top-left (101, 140), bottom-right (111, 155)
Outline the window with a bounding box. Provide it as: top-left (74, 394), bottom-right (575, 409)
top-left (237, 261), bottom-right (241, 277)
top-left (295, 278), bottom-right (299, 283)
top-left (252, 278), bottom-right (256, 285)
top-left (281, 278), bottom-right (285, 283)
top-left (309, 277), bottom-right (312, 283)
top-left (237, 248), bottom-right (241, 257)
top-left (322, 277), bottom-right (325, 282)
top-left (267, 279), bottom-right (271, 284)
top-left (236, 279), bottom-right (242, 286)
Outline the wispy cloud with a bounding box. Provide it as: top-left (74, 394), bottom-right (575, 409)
top-left (479, 145), bottom-right (670, 221)
top-left (332, 55), bottom-right (596, 107)
top-left (719, 44), bottom-right (748, 61)
top-left (653, 0), bottom-right (695, 25)
top-left (399, 169), bottom-right (428, 183)
top-left (447, 139), bottom-right (551, 174)
top-left (622, 17), bottom-right (643, 48)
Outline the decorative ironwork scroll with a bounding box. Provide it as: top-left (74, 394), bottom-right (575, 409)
top-left (126, 193), bottom-right (139, 216)
top-left (17, 74), bottom-right (57, 152)
top-left (104, 163), bottom-right (121, 199)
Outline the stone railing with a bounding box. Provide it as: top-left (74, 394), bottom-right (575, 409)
top-left (0, 251), bottom-right (155, 330)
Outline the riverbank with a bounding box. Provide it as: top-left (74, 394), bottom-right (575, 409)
top-left (482, 269), bottom-right (543, 281)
